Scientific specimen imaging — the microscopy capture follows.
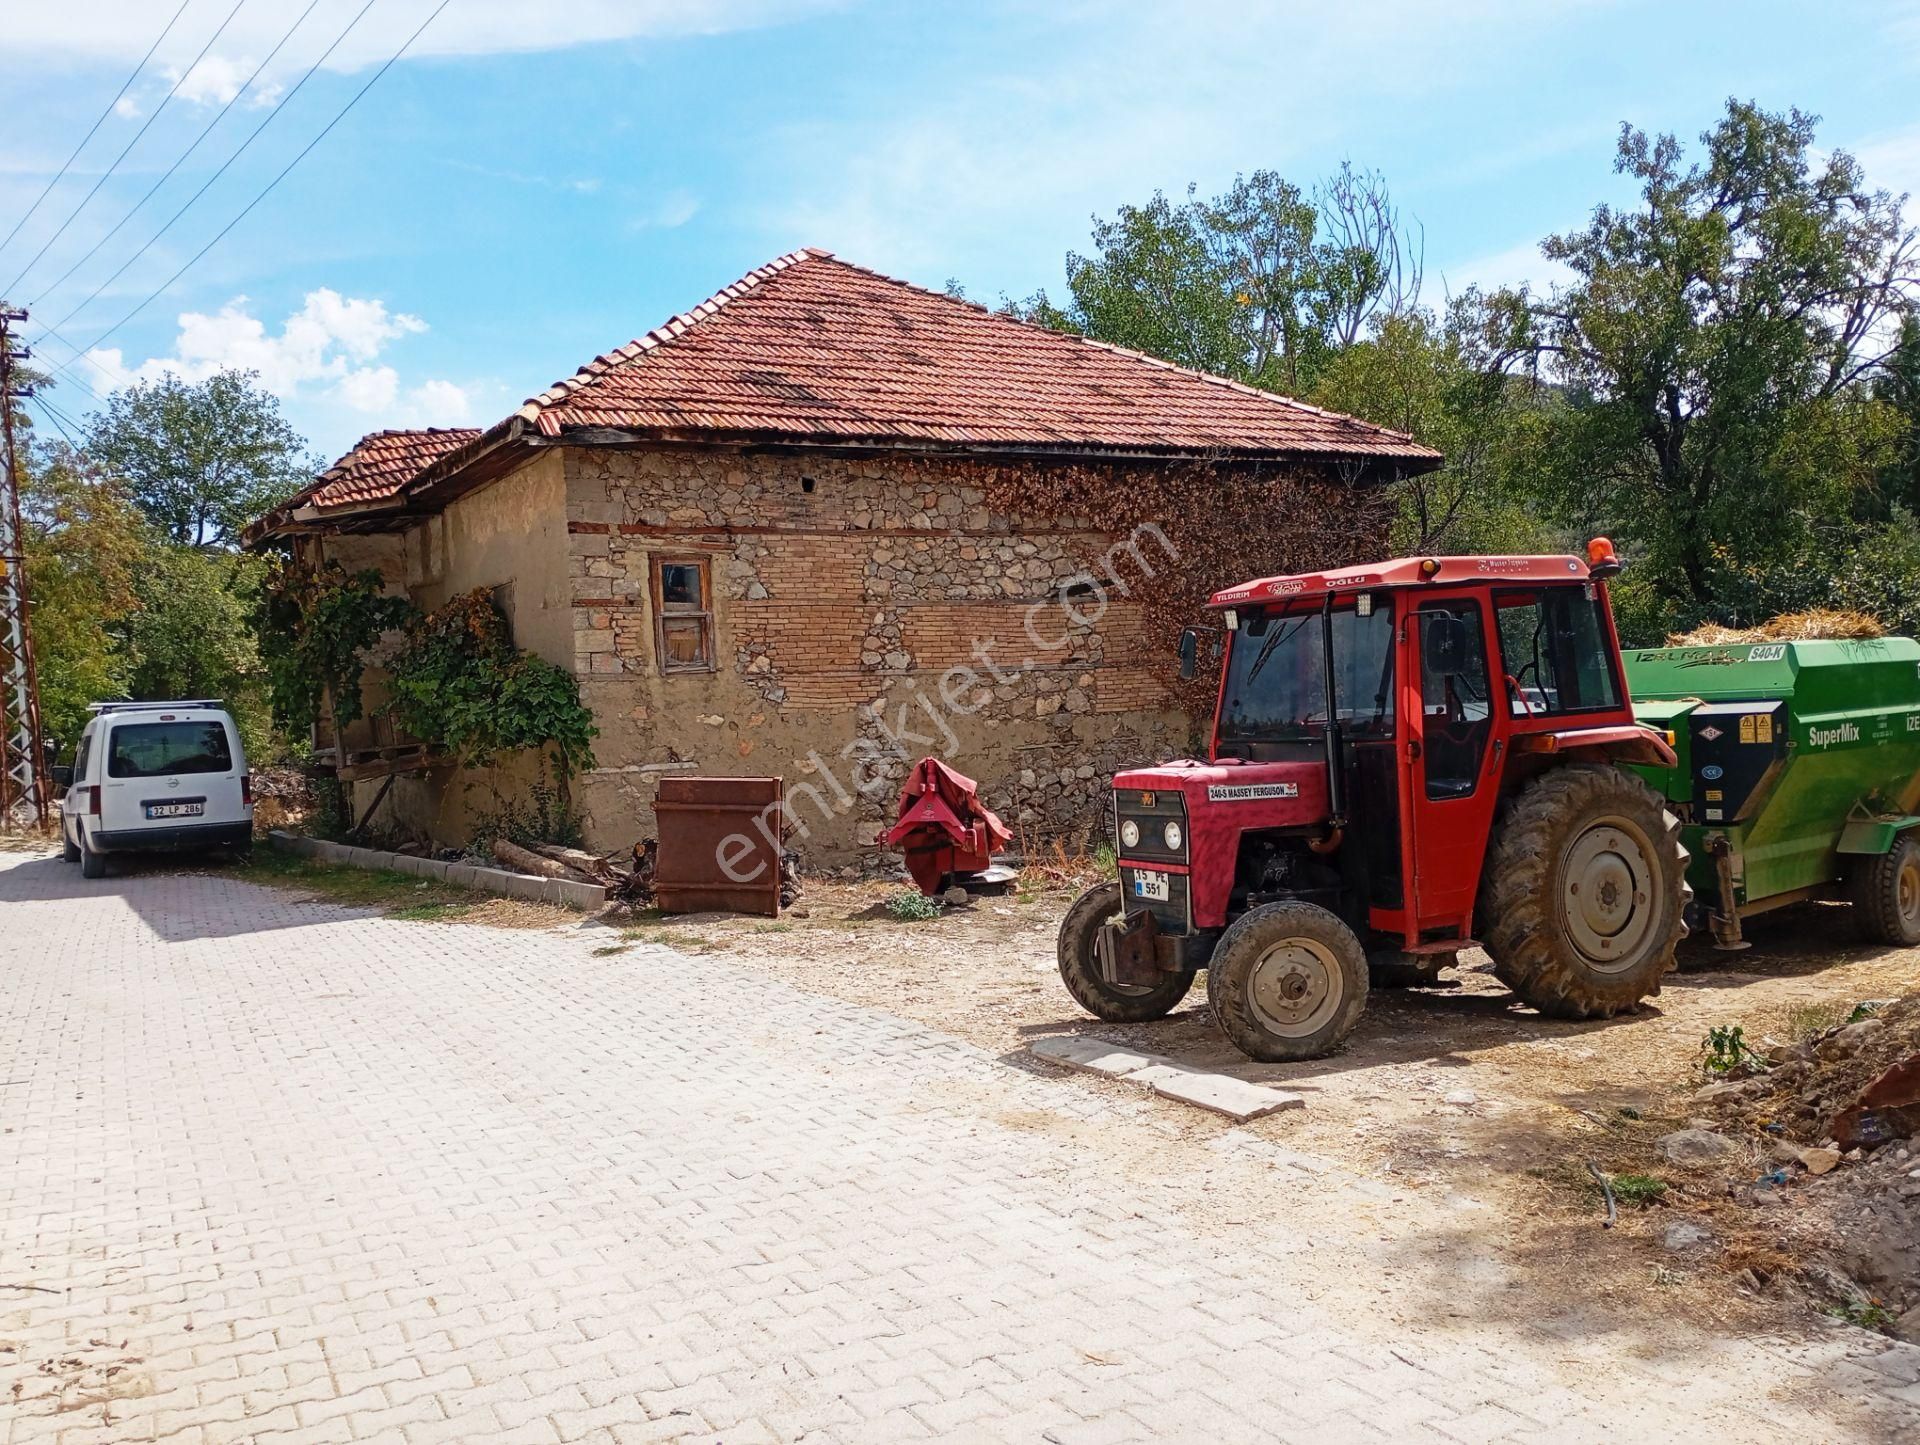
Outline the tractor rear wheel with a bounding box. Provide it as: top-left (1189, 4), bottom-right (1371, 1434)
top-left (1207, 902), bottom-right (1369, 1061)
top-left (1849, 832), bottom-right (1920, 946)
top-left (1480, 764), bottom-right (1688, 1020)
top-left (1056, 881), bottom-right (1196, 1022)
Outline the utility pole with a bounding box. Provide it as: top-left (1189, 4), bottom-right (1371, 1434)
top-left (0, 306), bottom-right (49, 831)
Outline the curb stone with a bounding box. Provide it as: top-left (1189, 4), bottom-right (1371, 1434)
top-left (266, 830), bottom-right (604, 911)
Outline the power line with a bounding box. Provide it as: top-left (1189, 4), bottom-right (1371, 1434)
top-left (29, 394), bottom-right (83, 450)
top-left (41, 0), bottom-right (384, 341)
top-left (28, 0), bottom-right (329, 311)
top-left (65, 0), bottom-right (451, 363)
top-left (0, 1), bottom-right (191, 260)
top-left (3, 0), bottom-right (249, 298)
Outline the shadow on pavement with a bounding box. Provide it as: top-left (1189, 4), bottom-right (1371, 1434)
top-left (0, 850), bottom-right (370, 945)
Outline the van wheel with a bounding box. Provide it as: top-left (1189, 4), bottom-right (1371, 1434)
top-left (1850, 832), bottom-right (1920, 945)
top-left (62, 825), bottom-right (80, 864)
top-left (1207, 902), bottom-right (1369, 1061)
top-left (79, 832), bottom-right (107, 879)
top-left (1056, 881), bottom-right (1196, 1022)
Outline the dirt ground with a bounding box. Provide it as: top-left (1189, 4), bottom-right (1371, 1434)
top-left (610, 874), bottom-right (1920, 1336)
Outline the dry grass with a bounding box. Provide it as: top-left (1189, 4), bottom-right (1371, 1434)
top-left (1667, 609), bottom-right (1885, 646)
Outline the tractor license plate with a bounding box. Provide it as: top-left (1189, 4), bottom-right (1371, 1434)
top-left (1131, 869), bottom-right (1170, 902)
top-left (145, 801), bottom-right (204, 819)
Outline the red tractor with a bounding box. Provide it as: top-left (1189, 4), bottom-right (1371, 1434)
top-left (1058, 540), bottom-right (1691, 1061)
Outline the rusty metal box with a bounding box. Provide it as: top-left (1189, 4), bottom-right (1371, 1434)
top-left (653, 776), bottom-right (784, 916)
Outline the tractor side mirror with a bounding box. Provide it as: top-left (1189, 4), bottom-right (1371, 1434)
top-left (1423, 613), bottom-right (1472, 676)
top-left (1177, 628), bottom-right (1200, 680)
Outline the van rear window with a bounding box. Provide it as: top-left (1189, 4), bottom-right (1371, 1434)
top-left (107, 721), bottom-right (233, 778)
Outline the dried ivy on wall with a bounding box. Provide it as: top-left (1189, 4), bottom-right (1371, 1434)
top-left (965, 454), bottom-right (1399, 718)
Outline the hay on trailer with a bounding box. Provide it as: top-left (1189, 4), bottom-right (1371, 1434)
top-left (1666, 608), bottom-right (1886, 647)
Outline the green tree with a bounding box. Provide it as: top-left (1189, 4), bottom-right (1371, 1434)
top-left (1518, 100), bottom-right (1917, 622)
top-left (1873, 314), bottom-right (1920, 517)
top-left (1022, 164), bottom-right (1422, 394)
top-left (85, 370), bottom-right (313, 547)
top-left (123, 546), bottom-right (276, 759)
top-left (18, 439), bottom-right (148, 753)
top-left (1312, 300), bottom-right (1556, 554)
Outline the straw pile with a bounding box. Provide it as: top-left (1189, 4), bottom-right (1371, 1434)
top-left (1667, 609), bottom-right (1886, 646)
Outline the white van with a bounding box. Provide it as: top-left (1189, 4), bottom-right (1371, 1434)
top-left (59, 701), bottom-right (253, 877)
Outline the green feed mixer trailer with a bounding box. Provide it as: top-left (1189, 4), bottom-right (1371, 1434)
top-left (1624, 637), bottom-right (1920, 950)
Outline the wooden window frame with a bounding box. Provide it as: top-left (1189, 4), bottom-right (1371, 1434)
top-left (651, 554), bottom-right (716, 675)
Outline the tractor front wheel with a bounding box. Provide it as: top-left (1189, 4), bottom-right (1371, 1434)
top-left (1850, 832), bottom-right (1920, 946)
top-left (1056, 882), bottom-right (1196, 1022)
top-left (1207, 902), bottom-right (1370, 1061)
top-left (1480, 764), bottom-right (1688, 1019)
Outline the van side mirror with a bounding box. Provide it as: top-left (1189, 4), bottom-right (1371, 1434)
top-left (1177, 628), bottom-right (1200, 680)
top-left (1424, 613), bottom-right (1472, 676)
top-left (51, 764), bottom-right (72, 791)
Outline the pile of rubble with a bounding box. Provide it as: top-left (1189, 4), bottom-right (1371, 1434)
top-left (1691, 995), bottom-right (1920, 1338)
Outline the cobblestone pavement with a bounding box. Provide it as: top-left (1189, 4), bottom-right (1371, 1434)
top-left (3, 853), bottom-right (1917, 1444)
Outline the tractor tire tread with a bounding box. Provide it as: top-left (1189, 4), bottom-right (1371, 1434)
top-left (1849, 832), bottom-right (1920, 946)
top-left (1056, 881), bottom-right (1196, 1022)
top-left (1480, 764), bottom-right (1688, 1020)
top-left (1207, 901), bottom-right (1369, 1061)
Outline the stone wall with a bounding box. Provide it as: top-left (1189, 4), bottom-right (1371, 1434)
top-left (316, 441), bottom-right (1381, 863)
top-left (559, 444), bottom-right (1323, 861)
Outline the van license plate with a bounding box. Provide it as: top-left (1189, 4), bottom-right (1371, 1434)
top-left (1132, 870), bottom-right (1169, 902)
top-left (145, 802), bottom-right (204, 819)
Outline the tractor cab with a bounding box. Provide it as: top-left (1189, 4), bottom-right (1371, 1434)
top-left (1057, 540), bottom-right (1690, 1062)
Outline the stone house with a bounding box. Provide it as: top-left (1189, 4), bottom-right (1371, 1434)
top-left (248, 248), bottom-right (1438, 859)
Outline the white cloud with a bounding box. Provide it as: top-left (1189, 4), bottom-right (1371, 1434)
top-left (405, 378), bottom-right (473, 422)
top-left (83, 288), bottom-right (430, 398)
top-left (173, 55), bottom-right (255, 106)
top-left (10, 0), bottom-right (845, 72)
top-left (629, 189), bottom-right (700, 231)
top-left (112, 96), bottom-right (139, 120)
top-left (335, 365), bottom-right (400, 412)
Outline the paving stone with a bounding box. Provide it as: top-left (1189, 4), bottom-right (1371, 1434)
top-left (0, 851), bottom-right (1912, 1445)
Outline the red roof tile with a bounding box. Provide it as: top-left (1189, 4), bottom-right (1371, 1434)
top-left (298, 428), bottom-right (482, 511)
top-left (515, 249), bottom-right (1439, 464)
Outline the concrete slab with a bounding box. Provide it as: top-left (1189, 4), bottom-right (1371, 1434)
top-left (1125, 1063), bottom-right (1304, 1123)
top-left (1027, 1035), bottom-right (1160, 1078)
top-left (1026, 1036), bottom-right (1304, 1122)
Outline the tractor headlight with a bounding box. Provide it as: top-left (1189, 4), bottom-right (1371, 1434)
top-left (1119, 819), bottom-right (1141, 849)
top-left (1163, 821), bottom-right (1183, 852)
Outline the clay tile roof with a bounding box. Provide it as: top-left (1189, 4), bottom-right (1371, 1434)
top-left (297, 427), bottom-right (483, 511)
top-left (515, 249), bottom-right (1440, 465)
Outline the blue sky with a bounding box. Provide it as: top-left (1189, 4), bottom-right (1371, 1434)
top-left (5, 0), bottom-right (1920, 462)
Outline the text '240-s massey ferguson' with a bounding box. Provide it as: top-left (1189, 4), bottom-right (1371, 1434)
top-left (1057, 540), bottom-right (1693, 1062)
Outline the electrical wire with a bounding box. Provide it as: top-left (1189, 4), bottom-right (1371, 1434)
top-left (29, 394), bottom-right (84, 450)
top-left (3, 0), bottom-right (250, 297)
top-left (29, 0), bottom-right (329, 311)
top-left (0, 1), bottom-right (191, 262)
top-left (66, 0), bottom-right (452, 362)
top-left (41, 0), bottom-right (385, 341)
